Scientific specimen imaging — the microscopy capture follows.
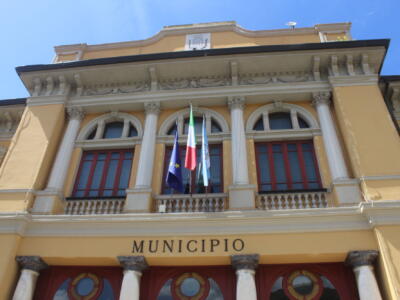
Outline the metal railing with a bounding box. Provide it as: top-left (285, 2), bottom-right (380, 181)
top-left (64, 198), bottom-right (125, 215)
top-left (155, 193), bottom-right (227, 213)
top-left (256, 190), bottom-right (328, 210)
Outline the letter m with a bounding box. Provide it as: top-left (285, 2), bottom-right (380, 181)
top-left (132, 240), bottom-right (144, 253)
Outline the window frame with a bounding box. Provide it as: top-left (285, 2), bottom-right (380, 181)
top-left (255, 140), bottom-right (323, 193)
top-left (162, 143), bottom-right (224, 195)
top-left (70, 148), bottom-right (133, 199)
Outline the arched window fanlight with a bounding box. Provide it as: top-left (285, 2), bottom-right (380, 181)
top-left (249, 104), bottom-right (313, 132)
top-left (167, 116), bottom-right (223, 136)
top-left (269, 112), bottom-right (293, 130)
top-left (78, 112), bottom-right (142, 141)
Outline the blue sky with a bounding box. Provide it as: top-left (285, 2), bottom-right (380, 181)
top-left (1, 0), bottom-right (399, 99)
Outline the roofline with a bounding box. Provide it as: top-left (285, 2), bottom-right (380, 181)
top-left (16, 39), bottom-right (390, 75)
top-left (0, 98), bottom-right (27, 106)
top-left (380, 75), bottom-right (400, 82)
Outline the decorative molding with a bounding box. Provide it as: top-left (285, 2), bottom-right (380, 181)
top-left (329, 75), bottom-right (379, 87)
top-left (312, 91), bottom-right (331, 106)
top-left (144, 102), bottom-right (160, 115)
top-left (359, 174), bottom-right (400, 181)
top-left (345, 250), bottom-right (378, 267)
top-left (228, 96), bottom-right (245, 110)
top-left (231, 254), bottom-right (259, 270)
top-left (239, 71), bottom-right (312, 86)
top-left (15, 256), bottom-right (48, 272)
top-left (159, 76), bottom-right (230, 90)
top-left (0, 106), bottom-right (24, 139)
top-left (247, 128), bottom-right (322, 141)
top-left (66, 107), bottom-right (84, 121)
top-left (28, 75), bottom-right (72, 97)
top-left (82, 82), bottom-right (150, 96)
top-left (75, 138), bottom-right (140, 150)
top-left (118, 256), bottom-right (149, 272)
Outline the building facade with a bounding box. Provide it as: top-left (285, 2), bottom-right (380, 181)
top-left (1, 21), bottom-right (400, 299)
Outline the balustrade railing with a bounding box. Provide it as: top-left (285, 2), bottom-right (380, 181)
top-left (65, 198), bottom-right (125, 215)
top-left (155, 193), bottom-right (227, 213)
top-left (256, 190), bottom-right (328, 210)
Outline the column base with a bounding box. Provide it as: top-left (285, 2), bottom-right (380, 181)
top-left (332, 179), bottom-right (362, 205)
top-left (31, 189), bottom-right (64, 214)
top-left (228, 184), bottom-right (256, 210)
top-left (125, 187), bottom-right (152, 213)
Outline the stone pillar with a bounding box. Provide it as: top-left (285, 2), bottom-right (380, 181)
top-left (125, 102), bottom-right (160, 213)
top-left (227, 96), bottom-right (256, 209)
top-left (312, 92), bottom-right (360, 204)
top-left (231, 254), bottom-right (259, 300)
top-left (346, 250), bottom-right (383, 300)
top-left (118, 256), bottom-right (148, 300)
top-left (32, 107), bottom-right (84, 213)
top-left (12, 256), bottom-right (48, 300)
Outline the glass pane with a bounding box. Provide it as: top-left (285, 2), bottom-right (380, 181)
top-left (76, 161), bottom-right (92, 190)
top-left (128, 124), bottom-right (138, 137)
top-left (167, 124), bottom-right (177, 136)
top-left (288, 146), bottom-right (303, 189)
top-left (87, 128), bottom-right (96, 140)
top-left (302, 145), bottom-right (317, 181)
top-left (320, 276), bottom-right (340, 300)
top-left (269, 112), bottom-right (292, 130)
top-left (104, 159), bottom-right (118, 189)
top-left (90, 160), bottom-right (105, 189)
top-left (103, 122), bottom-right (123, 139)
top-left (272, 145), bottom-right (288, 190)
top-left (209, 147), bottom-right (221, 193)
top-left (269, 276), bottom-right (289, 300)
top-left (299, 117), bottom-right (310, 128)
top-left (184, 117), bottom-right (202, 135)
top-left (211, 120), bottom-right (222, 133)
top-left (157, 278), bottom-right (173, 300)
top-left (253, 118), bottom-right (264, 131)
top-left (53, 278), bottom-right (71, 300)
top-left (258, 152), bottom-right (271, 187)
top-left (118, 158), bottom-right (132, 193)
top-left (206, 278), bottom-right (224, 300)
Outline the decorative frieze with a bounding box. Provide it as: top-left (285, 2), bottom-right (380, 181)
top-left (159, 76), bottom-right (229, 90)
top-left (82, 82), bottom-right (150, 96)
top-left (240, 71), bottom-right (312, 85)
top-left (0, 107), bottom-right (24, 139)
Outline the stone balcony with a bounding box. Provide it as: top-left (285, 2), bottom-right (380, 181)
top-left (63, 190), bottom-right (330, 215)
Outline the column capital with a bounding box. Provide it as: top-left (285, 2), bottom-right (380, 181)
top-left (16, 256), bottom-right (48, 272)
top-left (231, 254), bottom-right (259, 270)
top-left (312, 91), bottom-right (331, 107)
top-left (144, 102), bottom-right (160, 115)
top-left (66, 107), bottom-right (85, 120)
top-left (118, 256), bottom-right (149, 272)
top-left (228, 96), bottom-right (245, 110)
top-left (346, 250), bottom-right (379, 268)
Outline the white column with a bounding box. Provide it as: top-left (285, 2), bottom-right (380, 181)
top-left (47, 107), bottom-right (84, 190)
top-left (118, 256), bottom-right (148, 300)
top-left (231, 254), bottom-right (259, 300)
top-left (12, 256), bottom-right (47, 300)
top-left (228, 96), bottom-right (249, 185)
top-left (346, 250), bottom-right (383, 300)
top-left (312, 92), bottom-right (349, 180)
top-left (134, 102), bottom-right (160, 188)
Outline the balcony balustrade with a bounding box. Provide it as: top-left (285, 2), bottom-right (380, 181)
top-left (155, 193), bottom-right (227, 213)
top-left (64, 198), bottom-right (125, 215)
top-left (256, 190), bottom-right (329, 210)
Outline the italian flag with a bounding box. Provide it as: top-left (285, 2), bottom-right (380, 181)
top-left (185, 105), bottom-right (196, 170)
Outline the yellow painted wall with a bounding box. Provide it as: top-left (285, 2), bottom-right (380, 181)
top-left (152, 143), bottom-right (166, 197)
top-left (0, 234), bottom-right (21, 300)
top-left (16, 230), bottom-right (376, 266)
top-left (374, 226), bottom-right (400, 300)
top-left (333, 85), bottom-right (400, 200)
top-left (57, 31), bottom-right (320, 62)
top-left (0, 104), bottom-right (65, 211)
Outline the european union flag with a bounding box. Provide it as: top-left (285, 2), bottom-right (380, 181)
top-left (166, 130), bottom-right (184, 193)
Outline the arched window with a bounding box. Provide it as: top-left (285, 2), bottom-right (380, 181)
top-left (159, 108), bottom-right (229, 195)
top-left (71, 113), bottom-right (142, 199)
top-left (247, 103), bottom-right (322, 193)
